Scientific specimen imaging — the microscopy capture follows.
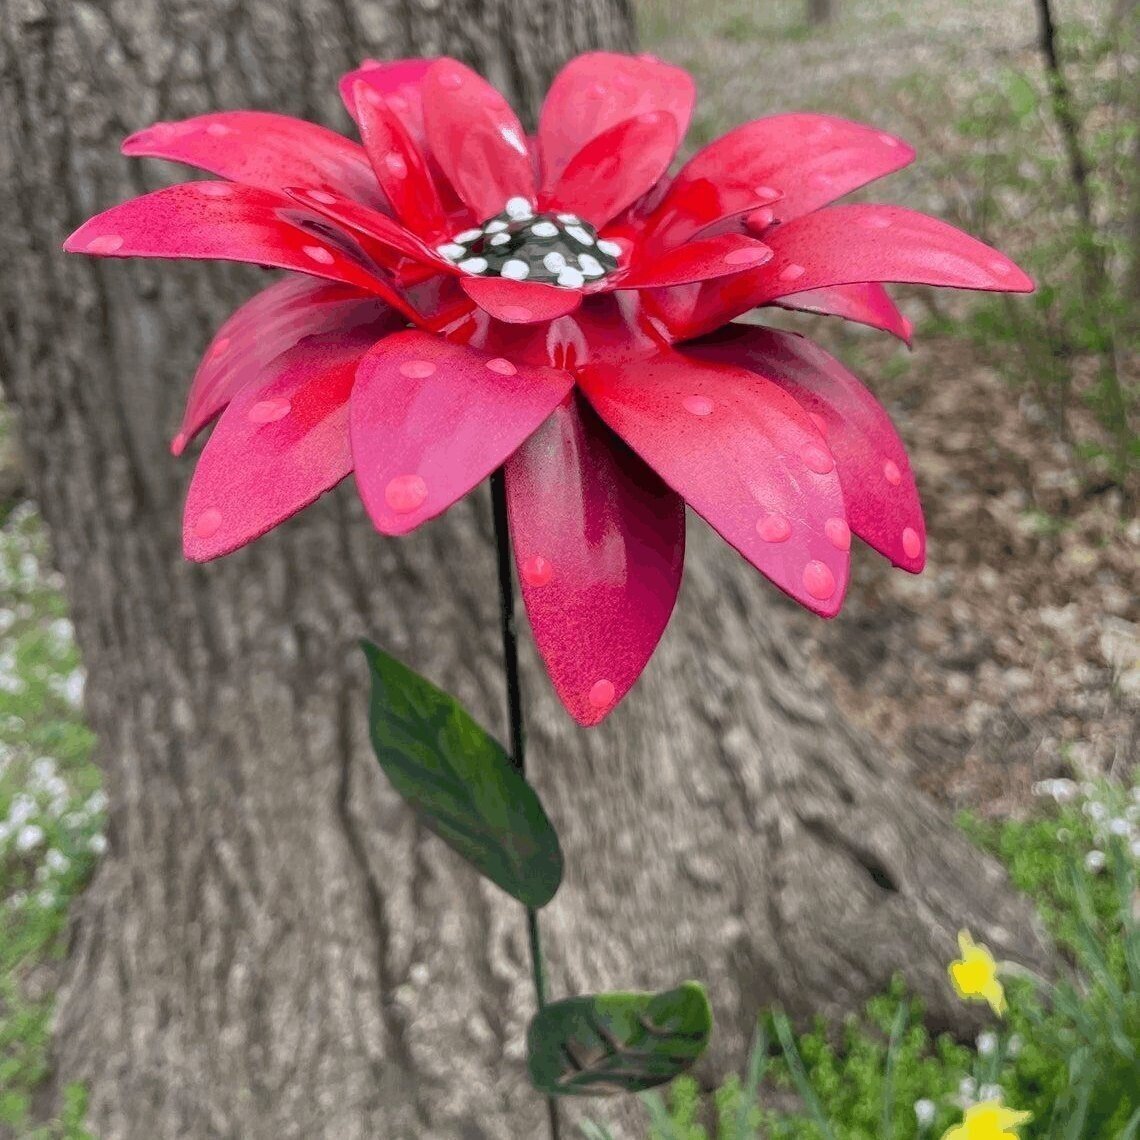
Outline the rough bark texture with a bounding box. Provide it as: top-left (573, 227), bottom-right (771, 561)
top-left (1, 1), bottom-right (1051, 1137)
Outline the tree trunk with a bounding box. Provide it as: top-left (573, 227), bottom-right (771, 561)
top-left (0, 1), bottom-right (1051, 1137)
top-left (807, 0), bottom-right (835, 25)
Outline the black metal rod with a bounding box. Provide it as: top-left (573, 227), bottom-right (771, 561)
top-left (489, 467), bottom-right (561, 1140)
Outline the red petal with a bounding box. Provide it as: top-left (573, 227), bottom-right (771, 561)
top-left (177, 278), bottom-right (397, 453)
top-left (774, 283), bottom-right (911, 343)
top-left (578, 348), bottom-right (850, 617)
top-left (541, 112), bottom-right (679, 228)
top-left (122, 112), bottom-right (385, 209)
top-left (183, 329), bottom-right (376, 561)
top-left (619, 234), bottom-right (772, 289)
top-left (351, 81), bottom-right (449, 239)
top-left (284, 187), bottom-right (451, 270)
top-left (339, 58), bottom-right (436, 147)
top-left (350, 332), bottom-right (574, 535)
top-left (64, 182), bottom-right (397, 297)
top-left (460, 277), bottom-right (582, 324)
top-left (538, 52), bottom-right (696, 185)
top-left (644, 114), bottom-right (914, 248)
top-left (506, 396), bottom-right (684, 726)
top-left (649, 205), bottom-right (1034, 339)
top-left (689, 325), bottom-right (925, 571)
top-left (421, 59), bottom-right (535, 222)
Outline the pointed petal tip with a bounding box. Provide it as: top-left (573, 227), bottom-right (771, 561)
top-left (170, 432), bottom-right (188, 457)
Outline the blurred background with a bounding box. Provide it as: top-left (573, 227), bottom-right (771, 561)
top-left (0, 0), bottom-right (1136, 1137)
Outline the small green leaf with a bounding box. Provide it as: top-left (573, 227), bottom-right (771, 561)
top-left (527, 982), bottom-right (712, 1097)
top-left (361, 640), bottom-right (562, 908)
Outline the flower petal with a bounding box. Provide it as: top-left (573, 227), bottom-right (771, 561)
top-left (339, 58), bottom-right (436, 147)
top-left (578, 348), bottom-right (850, 617)
top-left (460, 277), bottom-right (582, 324)
top-left (122, 112), bottom-right (385, 208)
top-left (284, 186), bottom-right (451, 271)
top-left (619, 234), bottom-right (772, 289)
top-left (643, 114), bottom-right (914, 248)
top-left (176, 277), bottom-right (397, 453)
top-left (350, 331), bottom-right (574, 535)
top-left (538, 52), bottom-right (695, 185)
top-left (648, 205), bottom-right (1033, 340)
top-left (421, 59), bottom-right (535, 222)
top-left (687, 325), bottom-right (925, 571)
top-left (351, 81), bottom-right (449, 239)
top-left (64, 182), bottom-right (397, 297)
top-left (541, 111), bottom-right (679, 229)
top-left (183, 328), bottom-right (378, 561)
top-left (506, 395), bottom-right (684, 727)
top-left (773, 283), bottom-right (911, 343)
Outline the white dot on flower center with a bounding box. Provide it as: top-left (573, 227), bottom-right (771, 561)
top-left (505, 196), bottom-right (533, 220)
top-left (501, 259), bottom-right (530, 280)
top-left (596, 239), bottom-right (622, 258)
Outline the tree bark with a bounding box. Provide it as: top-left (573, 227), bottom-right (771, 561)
top-left (0, 1), bottom-right (1051, 1137)
top-left (807, 0), bottom-right (834, 25)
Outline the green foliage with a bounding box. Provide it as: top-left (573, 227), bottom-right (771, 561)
top-left (361, 639), bottom-right (562, 908)
top-left (1, 504), bottom-right (101, 1134)
top-left (528, 982), bottom-right (712, 1097)
top-left (589, 775), bottom-right (1140, 1140)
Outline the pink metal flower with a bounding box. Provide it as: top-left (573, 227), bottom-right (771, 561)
top-left (65, 52), bottom-right (1032, 726)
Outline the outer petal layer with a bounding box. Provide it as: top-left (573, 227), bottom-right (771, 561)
top-left (64, 182), bottom-right (394, 296)
top-left (339, 58), bottom-right (436, 147)
top-left (650, 204), bottom-right (1033, 340)
top-left (506, 396), bottom-right (685, 726)
top-left (619, 234), bottom-right (772, 289)
top-left (578, 348), bottom-right (850, 616)
top-left (538, 52), bottom-right (695, 184)
top-left (422, 59), bottom-right (535, 222)
top-left (350, 331), bottom-right (574, 535)
top-left (773, 282), bottom-right (911, 343)
top-left (176, 278), bottom-right (396, 453)
top-left (643, 114), bottom-right (914, 248)
top-left (183, 329), bottom-right (378, 561)
top-left (688, 326), bottom-right (925, 571)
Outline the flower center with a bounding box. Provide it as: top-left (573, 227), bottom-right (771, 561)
top-left (436, 197), bottom-right (621, 289)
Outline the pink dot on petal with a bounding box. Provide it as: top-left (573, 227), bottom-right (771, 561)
top-left (989, 258), bottom-right (1013, 277)
top-left (749, 207), bottom-right (775, 229)
top-left (384, 474), bottom-right (428, 514)
top-left (802, 445), bottom-right (835, 474)
top-left (198, 183), bottom-right (234, 198)
top-left (883, 459), bottom-right (902, 486)
top-left (902, 526), bottom-right (922, 559)
top-left (192, 508), bottom-right (223, 539)
top-left (171, 432), bottom-right (188, 455)
top-left (638, 111), bottom-right (662, 125)
top-left (588, 679), bottom-right (616, 710)
top-left (209, 336), bottom-right (232, 360)
top-left (724, 245), bottom-right (768, 267)
top-left (485, 357), bottom-right (517, 376)
top-left (682, 394), bottom-right (714, 416)
top-left (498, 305), bottom-right (534, 322)
top-left (860, 213), bottom-right (893, 229)
top-left (206, 123), bottom-right (232, 137)
top-left (521, 555), bottom-right (553, 587)
top-left (86, 234), bottom-right (124, 254)
top-left (878, 132), bottom-right (900, 147)
top-left (303, 244), bottom-right (335, 265)
top-left (757, 514), bottom-right (792, 543)
top-left (247, 397), bottom-right (291, 423)
top-left (399, 359), bottom-right (436, 379)
top-left (754, 185), bottom-right (780, 201)
top-left (363, 88), bottom-right (385, 107)
top-left (388, 94), bottom-right (409, 112)
top-left (439, 69), bottom-right (464, 90)
top-left (824, 517), bottom-right (851, 551)
top-left (802, 560), bottom-right (836, 601)
top-left (384, 153), bottom-right (408, 179)
top-left (307, 189), bottom-right (338, 204)
top-left (778, 263), bottom-right (806, 283)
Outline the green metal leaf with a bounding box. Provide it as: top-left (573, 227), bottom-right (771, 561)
top-left (527, 982), bottom-right (712, 1097)
top-left (361, 640), bottom-right (562, 908)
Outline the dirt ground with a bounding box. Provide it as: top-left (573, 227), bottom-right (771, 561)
top-left (639, 0), bottom-right (1139, 810)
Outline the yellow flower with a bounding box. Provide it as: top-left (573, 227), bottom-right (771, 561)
top-left (949, 930), bottom-right (1007, 1016)
top-left (941, 1100), bottom-right (1032, 1140)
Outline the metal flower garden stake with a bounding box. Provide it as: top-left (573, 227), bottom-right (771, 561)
top-left (66, 50), bottom-right (1032, 1133)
